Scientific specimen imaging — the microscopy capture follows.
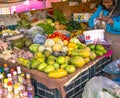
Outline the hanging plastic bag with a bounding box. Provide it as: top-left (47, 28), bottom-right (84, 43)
top-left (103, 59), bottom-right (120, 75)
top-left (82, 76), bottom-right (120, 98)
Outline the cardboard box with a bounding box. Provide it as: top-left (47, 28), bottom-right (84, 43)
top-left (73, 13), bottom-right (92, 22)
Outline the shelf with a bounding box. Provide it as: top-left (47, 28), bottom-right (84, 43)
top-left (0, 0), bottom-right (26, 8)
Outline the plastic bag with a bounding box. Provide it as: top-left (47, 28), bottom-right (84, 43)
top-left (82, 76), bottom-right (120, 98)
top-left (97, 91), bottom-right (115, 98)
top-left (25, 26), bottom-right (45, 38)
top-left (103, 59), bottom-right (120, 75)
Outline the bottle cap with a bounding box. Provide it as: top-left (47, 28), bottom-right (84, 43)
top-left (7, 73), bottom-right (12, 78)
top-left (0, 68), bottom-right (3, 72)
top-left (13, 71), bottom-right (17, 76)
top-left (14, 83), bottom-right (19, 89)
top-left (4, 64), bottom-right (8, 67)
top-left (0, 74), bottom-right (3, 79)
top-left (4, 78), bottom-right (8, 83)
top-left (26, 73), bottom-right (31, 78)
top-left (7, 81), bottom-right (12, 86)
top-left (21, 73), bottom-right (25, 77)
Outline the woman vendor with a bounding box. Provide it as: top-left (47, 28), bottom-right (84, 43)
top-left (89, 0), bottom-right (120, 60)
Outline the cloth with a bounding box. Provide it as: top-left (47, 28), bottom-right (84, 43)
top-left (88, 5), bottom-right (120, 34)
top-left (105, 32), bottom-right (120, 60)
top-left (0, 56), bottom-right (106, 98)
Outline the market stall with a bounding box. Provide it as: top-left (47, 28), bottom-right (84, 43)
top-left (0, 0), bottom-right (113, 98)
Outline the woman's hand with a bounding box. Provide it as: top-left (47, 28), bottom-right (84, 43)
top-left (0, 40), bottom-right (8, 50)
top-left (97, 15), bottom-right (114, 25)
top-left (98, 15), bottom-right (110, 22)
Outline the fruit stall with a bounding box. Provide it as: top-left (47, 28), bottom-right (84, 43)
top-left (0, 1), bottom-right (112, 98)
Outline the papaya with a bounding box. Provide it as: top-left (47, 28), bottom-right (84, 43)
top-left (70, 56), bottom-right (85, 67)
top-left (48, 69), bottom-right (67, 79)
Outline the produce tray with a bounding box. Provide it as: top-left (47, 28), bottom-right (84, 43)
top-left (0, 56), bottom-right (112, 98)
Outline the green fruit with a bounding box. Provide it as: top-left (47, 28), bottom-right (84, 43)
top-left (70, 56), bottom-right (85, 67)
top-left (65, 65), bottom-right (76, 74)
top-left (34, 51), bottom-right (43, 58)
top-left (87, 44), bottom-right (95, 50)
top-left (60, 63), bottom-right (68, 69)
top-left (44, 65), bottom-right (55, 73)
top-left (95, 44), bottom-right (105, 51)
top-left (43, 50), bottom-right (51, 57)
top-left (78, 44), bottom-right (87, 49)
top-left (31, 60), bottom-right (41, 69)
top-left (95, 50), bottom-right (103, 56)
top-left (56, 56), bottom-right (65, 64)
top-left (102, 49), bottom-right (107, 54)
top-left (25, 39), bottom-right (33, 47)
top-left (29, 44), bottom-right (39, 53)
top-left (47, 55), bottom-right (57, 61)
top-left (53, 63), bottom-right (59, 69)
top-left (89, 51), bottom-right (97, 60)
top-left (38, 62), bottom-right (47, 71)
top-left (12, 40), bottom-right (24, 49)
top-left (47, 60), bottom-right (55, 65)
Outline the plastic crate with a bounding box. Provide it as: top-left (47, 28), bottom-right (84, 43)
top-left (31, 57), bottom-right (112, 98)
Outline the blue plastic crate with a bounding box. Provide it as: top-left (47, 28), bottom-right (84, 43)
top-left (31, 57), bottom-right (112, 98)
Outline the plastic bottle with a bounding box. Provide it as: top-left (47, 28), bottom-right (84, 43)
top-left (19, 74), bottom-right (26, 98)
top-left (0, 68), bottom-right (4, 76)
top-left (6, 81), bottom-right (13, 98)
top-left (3, 64), bottom-right (9, 78)
top-left (13, 83), bottom-right (21, 98)
top-left (0, 79), bottom-right (3, 98)
top-left (7, 73), bottom-right (12, 83)
top-left (17, 67), bottom-right (21, 78)
top-left (12, 71), bottom-right (18, 85)
top-left (3, 78), bottom-right (8, 98)
top-left (26, 73), bottom-right (34, 98)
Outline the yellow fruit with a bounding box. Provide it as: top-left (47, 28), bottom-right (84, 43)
top-left (48, 69), bottom-right (67, 79)
top-left (70, 56), bottom-right (85, 67)
top-left (68, 42), bottom-right (76, 49)
top-left (54, 37), bottom-right (60, 43)
top-left (63, 40), bottom-right (68, 46)
top-left (84, 57), bottom-right (90, 64)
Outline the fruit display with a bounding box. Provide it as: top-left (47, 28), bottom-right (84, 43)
top-left (15, 35), bottom-right (109, 79)
top-left (0, 12), bottom-right (110, 79)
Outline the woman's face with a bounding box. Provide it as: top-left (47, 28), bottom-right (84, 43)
top-left (102, 0), bottom-right (114, 9)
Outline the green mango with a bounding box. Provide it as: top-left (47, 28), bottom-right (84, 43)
top-left (95, 50), bottom-right (103, 56)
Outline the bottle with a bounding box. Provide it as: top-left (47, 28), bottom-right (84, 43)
top-left (0, 74), bottom-right (3, 85)
top-left (26, 73), bottom-right (34, 98)
top-left (6, 81), bottom-right (13, 98)
top-left (7, 73), bottom-right (12, 83)
top-left (3, 64), bottom-right (9, 78)
top-left (0, 68), bottom-right (4, 76)
top-left (19, 74), bottom-right (26, 98)
top-left (3, 78), bottom-right (8, 98)
top-left (16, 67), bottom-right (22, 83)
top-left (13, 83), bottom-right (21, 98)
top-left (0, 80), bottom-right (3, 98)
top-left (12, 71), bottom-right (18, 85)
top-left (21, 73), bottom-right (26, 86)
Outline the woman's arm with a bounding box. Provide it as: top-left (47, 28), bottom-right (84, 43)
top-left (88, 5), bottom-right (103, 28)
top-left (111, 16), bottom-right (120, 32)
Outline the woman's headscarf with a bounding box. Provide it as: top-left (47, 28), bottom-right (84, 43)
top-left (100, 0), bottom-right (120, 17)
